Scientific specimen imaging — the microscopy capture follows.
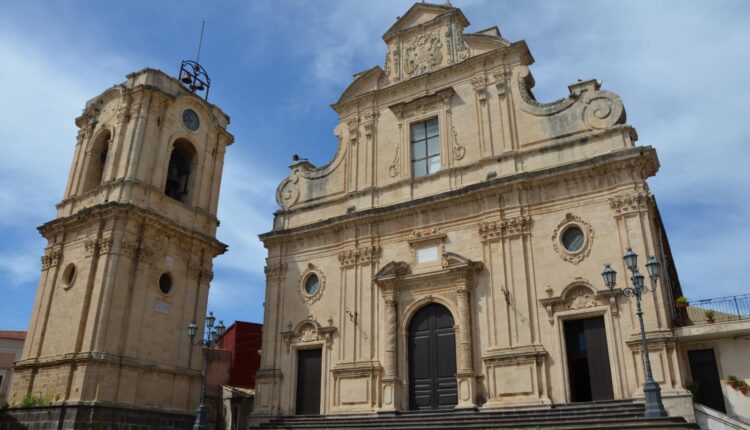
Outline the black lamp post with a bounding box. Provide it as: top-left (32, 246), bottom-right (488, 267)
top-left (602, 249), bottom-right (668, 418)
top-left (187, 311), bottom-right (226, 430)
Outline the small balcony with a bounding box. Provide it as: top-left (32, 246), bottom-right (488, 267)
top-left (673, 293), bottom-right (750, 327)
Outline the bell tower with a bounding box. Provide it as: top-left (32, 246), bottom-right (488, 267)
top-left (10, 66), bottom-right (233, 423)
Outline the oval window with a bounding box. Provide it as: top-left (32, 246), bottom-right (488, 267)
top-left (562, 226), bottom-right (585, 252)
top-left (62, 263), bottom-right (76, 287)
top-left (159, 273), bottom-right (173, 295)
top-left (304, 274), bottom-right (320, 296)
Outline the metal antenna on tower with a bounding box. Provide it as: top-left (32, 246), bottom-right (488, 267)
top-left (178, 20), bottom-right (212, 100)
top-left (196, 20), bottom-right (205, 64)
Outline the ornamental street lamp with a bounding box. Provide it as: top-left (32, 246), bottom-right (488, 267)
top-left (602, 249), bottom-right (668, 418)
top-left (187, 311), bottom-right (226, 430)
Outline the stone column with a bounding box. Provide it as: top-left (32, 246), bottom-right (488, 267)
top-left (455, 282), bottom-right (477, 409)
top-left (381, 284), bottom-right (400, 411)
top-left (384, 297), bottom-right (398, 377)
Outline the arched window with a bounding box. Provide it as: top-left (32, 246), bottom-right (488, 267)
top-left (81, 131), bottom-right (111, 193)
top-left (164, 139), bottom-right (196, 203)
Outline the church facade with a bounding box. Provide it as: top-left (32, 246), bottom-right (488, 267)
top-left (254, 2), bottom-right (693, 418)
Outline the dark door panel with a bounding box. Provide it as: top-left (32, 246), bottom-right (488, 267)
top-left (295, 348), bottom-right (322, 415)
top-left (408, 303), bottom-right (458, 410)
top-left (688, 349), bottom-right (726, 413)
top-left (564, 316), bottom-right (614, 402)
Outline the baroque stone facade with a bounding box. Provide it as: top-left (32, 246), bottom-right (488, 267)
top-left (9, 69), bottom-right (233, 417)
top-left (255, 2), bottom-right (693, 419)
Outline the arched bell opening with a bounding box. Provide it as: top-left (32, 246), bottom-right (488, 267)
top-left (81, 130), bottom-right (111, 193)
top-left (164, 138), bottom-right (197, 204)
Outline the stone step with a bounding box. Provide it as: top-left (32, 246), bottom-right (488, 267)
top-left (272, 402), bottom-right (645, 423)
top-left (264, 410), bottom-right (648, 427)
top-left (260, 416), bottom-right (697, 430)
top-left (257, 400), bottom-right (698, 430)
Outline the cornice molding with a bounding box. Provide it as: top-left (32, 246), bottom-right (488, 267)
top-left (262, 147), bottom-right (657, 243)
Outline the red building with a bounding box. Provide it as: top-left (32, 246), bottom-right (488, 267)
top-left (219, 321), bottom-right (262, 388)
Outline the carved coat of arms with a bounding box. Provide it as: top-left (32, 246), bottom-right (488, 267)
top-left (403, 32), bottom-right (443, 77)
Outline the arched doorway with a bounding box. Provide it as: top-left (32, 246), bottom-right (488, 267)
top-left (408, 303), bottom-right (457, 410)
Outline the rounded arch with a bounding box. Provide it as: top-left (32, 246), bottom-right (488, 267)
top-left (402, 295), bottom-right (459, 332)
top-left (164, 137), bottom-right (198, 204)
top-left (560, 279), bottom-right (597, 301)
top-left (174, 96), bottom-right (213, 121)
top-left (81, 128), bottom-right (113, 193)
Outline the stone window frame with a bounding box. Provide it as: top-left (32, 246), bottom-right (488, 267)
top-left (158, 271), bottom-right (174, 296)
top-left (298, 263), bottom-right (326, 305)
top-left (551, 213), bottom-right (594, 265)
top-left (61, 262), bottom-right (77, 290)
top-left (409, 116), bottom-right (441, 178)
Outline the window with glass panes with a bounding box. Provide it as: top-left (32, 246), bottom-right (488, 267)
top-left (410, 117), bottom-right (440, 177)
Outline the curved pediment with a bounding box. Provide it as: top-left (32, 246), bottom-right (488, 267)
top-left (336, 67), bottom-right (383, 106)
top-left (382, 3), bottom-right (467, 41)
top-left (374, 261), bottom-right (411, 281)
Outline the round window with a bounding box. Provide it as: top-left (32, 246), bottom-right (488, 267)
top-left (62, 263), bottom-right (76, 287)
top-left (304, 274), bottom-right (320, 296)
top-left (561, 226), bottom-right (585, 252)
top-left (159, 273), bottom-right (173, 295)
top-left (182, 109), bottom-right (200, 131)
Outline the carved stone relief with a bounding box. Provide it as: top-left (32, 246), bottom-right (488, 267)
top-left (403, 31), bottom-right (443, 78)
top-left (451, 127), bottom-right (465, 160)
top-left (565, 286), bottom-right (597, 310)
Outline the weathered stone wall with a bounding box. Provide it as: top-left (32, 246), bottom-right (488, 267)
top-left (0, 405), bottom-right (193, 430)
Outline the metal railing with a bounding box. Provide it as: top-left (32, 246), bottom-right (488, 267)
top-left (678, 294), bottom-right (750, 325)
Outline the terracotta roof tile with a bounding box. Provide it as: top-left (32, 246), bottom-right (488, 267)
top-left (0, 330), bottom-right (26, 341)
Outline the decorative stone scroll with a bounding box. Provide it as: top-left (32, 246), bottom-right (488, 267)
top-left (388, 124), bottom-right (402, 177)
top-left (451, 126), bottom-right (465, 160)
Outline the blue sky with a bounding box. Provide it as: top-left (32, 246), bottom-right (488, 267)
top-left (1, 1), bottom-right (749, 330)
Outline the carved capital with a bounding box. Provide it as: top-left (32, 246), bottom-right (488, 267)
top-left (471, 75), bottom-right (488, 106)
top-left (609, 191), bottom-right (651, 217)
top-left (41, 246), bottom-right (63, 271)
top-left (338, 245), bottom-right (381, 268)
top-left (265, 262), bottom-right (287, 282)
top-left (478, 216), bottom-right (532, 242)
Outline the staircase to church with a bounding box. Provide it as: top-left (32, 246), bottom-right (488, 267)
top-left (257, 400), bottom-right (699, 429)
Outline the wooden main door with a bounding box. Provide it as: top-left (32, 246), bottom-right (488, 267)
top-left (295, 348), bottom-right (322, 415)
top-left (408, 303), bottom-right (458, 410)
top-left (688, 349), bottom-right (726, 413)
top-left (564, 317), bottom-right (614, 402)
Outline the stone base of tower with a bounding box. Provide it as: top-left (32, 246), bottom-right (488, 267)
top-left (0, 404), bottom-right (195, 430)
